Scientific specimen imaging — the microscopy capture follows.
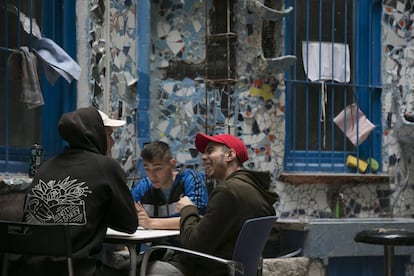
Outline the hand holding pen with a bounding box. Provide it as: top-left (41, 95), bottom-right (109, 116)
top-left (135, 202), bottom-right (152, 229)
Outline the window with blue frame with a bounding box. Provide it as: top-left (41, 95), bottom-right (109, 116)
top-left (284, 0), bottom-right (382, 173)
top-left (0, 0), bottom-right (76, 173)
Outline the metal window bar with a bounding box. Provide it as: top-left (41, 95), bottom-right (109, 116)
top-left (204, 0), bottom-right (236, 135)
top-left (285, 0), bottom-right (376, 173)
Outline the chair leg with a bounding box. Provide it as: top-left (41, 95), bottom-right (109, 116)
top-left (126, 244), bottom-right (138, 276)
top-left (67, 257), bottom-right (74, 276)
top-left (2, 253), bottom-right (8, 276)
top-left (384, 245), bottom-right (394, 276)
top-left (257, 257), bottom-right (263, 276)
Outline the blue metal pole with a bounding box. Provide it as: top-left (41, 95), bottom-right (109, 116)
top-left (136, 0), bottom-right (151, 176)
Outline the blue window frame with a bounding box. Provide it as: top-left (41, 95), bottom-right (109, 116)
top-left (284, 0), bottom-right (382, 173)
top-left (0, 0), bottom-right (76, 173)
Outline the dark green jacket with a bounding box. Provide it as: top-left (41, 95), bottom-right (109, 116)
top-left (172, 169), bottom-right (279, 276)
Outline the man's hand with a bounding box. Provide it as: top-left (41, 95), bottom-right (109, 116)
top-left (135, 202), bottom-right (153, 229)
top-left (176, 196), bottom-right (195, 212)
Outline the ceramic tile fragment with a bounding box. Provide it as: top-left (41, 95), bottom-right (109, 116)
top-left (157, 22), bottom-right (171, 38)
top-left (166, 30), bottom-right (184, 55)
top-left (192, 20), bottom-right (201, 32)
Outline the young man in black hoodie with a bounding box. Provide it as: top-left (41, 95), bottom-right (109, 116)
top-left (145, 133), bottom-right (279, 276)
top-left (17, 107), bottom-right (138, 276)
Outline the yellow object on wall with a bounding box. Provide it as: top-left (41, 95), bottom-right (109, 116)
top-left (346, 155), bottom-right (368, 173)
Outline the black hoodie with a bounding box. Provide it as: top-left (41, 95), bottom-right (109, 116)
top-left (23, 107), bottom-right (138, 274)
top-left (172, 169), bottom-right (279, 276)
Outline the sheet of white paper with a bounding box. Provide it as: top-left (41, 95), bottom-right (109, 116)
top-left (106, 228), bottom-right (179, 239)
top-left (302, 41), bottom-right (350, 83)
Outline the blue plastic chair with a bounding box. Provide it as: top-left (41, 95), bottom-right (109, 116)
top-left (140, 215), bottom-right (281, 275)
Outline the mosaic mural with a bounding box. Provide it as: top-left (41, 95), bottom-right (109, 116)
top-left (382, 0), bottom-right (414, 218)
top-left (146, 0), bottom-right (289, 179)
top-left (89, 0), bottom-right (138, 183)
top-left (83, 0), bottom-right (414, 218)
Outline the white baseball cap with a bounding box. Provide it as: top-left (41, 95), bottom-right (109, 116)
top-left (98, 110), bottom-right (126, 127)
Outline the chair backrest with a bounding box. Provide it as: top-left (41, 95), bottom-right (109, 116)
top-left (0, 220), bottom-right (73, 257)
top-left (0, 192), bottom-right (26, 221)
top-left (232, 216), bottom-right (277, 276)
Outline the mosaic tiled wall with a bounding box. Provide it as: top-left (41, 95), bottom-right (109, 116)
top-left (146, 0), bottom-right (209, 168)
top-left (84, 0), bottom-right (414, 218)
top-left (381, 0), bottom-right (414, 218)
top-left (146, 0), bottom-right (287, 177)
top-left (276, 0), bottom-right (414, 218)
top-left (88, 0), bottom-right (138, 182)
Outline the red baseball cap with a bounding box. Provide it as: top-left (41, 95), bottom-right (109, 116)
top-left (195, 133), bottom-right (249, 163)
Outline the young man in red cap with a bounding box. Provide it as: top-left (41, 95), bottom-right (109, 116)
top-left (145, 132), bottom-right (279, 276)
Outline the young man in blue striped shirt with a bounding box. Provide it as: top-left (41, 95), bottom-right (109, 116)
top-left (131, 141), bottom-right (208, 230)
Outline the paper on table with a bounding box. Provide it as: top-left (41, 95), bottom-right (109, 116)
top-left (107, 228), bottom-right (135, 237)
top-left (106, 226), bottom-right (145, 236)
top-left (106, 227), bottom-right (179, 239)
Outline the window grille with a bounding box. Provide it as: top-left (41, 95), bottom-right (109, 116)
top-left (0, 0), bottom-right (76, 173)
top-left (162, 0), bottom-right (237, 135)
top-left (0, 0), bottom-right (42, 172)
top-left (284, 0), bottom-right (382, 173)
